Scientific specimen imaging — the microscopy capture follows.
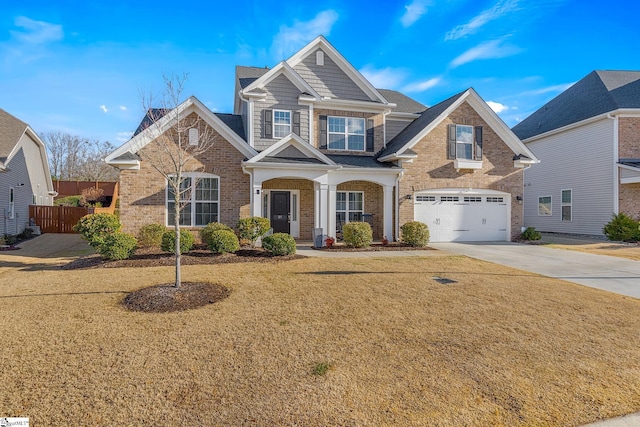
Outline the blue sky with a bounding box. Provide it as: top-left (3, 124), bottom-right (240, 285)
top-left (1, 0), bottom-right (638, 144)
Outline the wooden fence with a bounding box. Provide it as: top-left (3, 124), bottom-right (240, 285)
top-left (29, 205), bottom-right (94, 233)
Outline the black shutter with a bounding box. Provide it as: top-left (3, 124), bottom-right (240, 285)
top-left (292, 111), bottom-right (300, 136)
top-left (366, 119), bottom-right (374, 152)
top-left (263, 109), bottom-right (272, 139)
top-left (448, 124), bottom-right (457, 159)
top-left (475, 126), bottom-right (483, 160)
top-left (319, 115), bottom-right (327, 149)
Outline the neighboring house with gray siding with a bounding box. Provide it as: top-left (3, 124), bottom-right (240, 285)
top-left (513, 70), bottom-right (640, 236)
top-left (0, 109), bottom-right (56, 236)
top-left (107, 36), bottom-right (537, 243)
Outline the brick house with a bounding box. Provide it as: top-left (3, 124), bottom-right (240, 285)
top-left (106, 36), bottom-right (537, 243)
top-left (513, 71), bottom-right (640, 236)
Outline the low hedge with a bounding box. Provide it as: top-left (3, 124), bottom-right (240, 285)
top-left (342, 222), bottom-right (373, 248)
top-left (98, 232), bottom-right (137, 260)
top-left (137, 224), bottom-right (166, 248)
top-left (401, 221), bottom-right (430, 247)
top-left (262, 233), bottom-right (296, 256)
top-left (200, 222), bottom-right (234, 247)
top-left (207, 230), bottom-right (240, 254)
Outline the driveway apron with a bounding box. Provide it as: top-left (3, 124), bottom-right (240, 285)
top-left (430, 242), bottom-right (640, 299)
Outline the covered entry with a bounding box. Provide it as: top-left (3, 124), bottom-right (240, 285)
top-left (414, 189), bottom-right (510, 242)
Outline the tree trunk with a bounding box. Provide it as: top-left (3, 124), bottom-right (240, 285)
top-left (174, 195), bottom-right (181, 289)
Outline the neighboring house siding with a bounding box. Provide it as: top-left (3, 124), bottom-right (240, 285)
top-left (524, 118), bottom-right (614, 235)
top-left (0, 148), bottom-right (33, 235)
top-left (385, 119), bottom-right (413, 144)
top-left (253, 74), bottom-right (309, 150)
top-left (20, 133), bottom-right (53, 206)
top-left (398, 101), bottom-right (524, 239)
top-left (293, 49), bottom-right (370, 101)
top-left (118, 127), bottom-right (251, 236)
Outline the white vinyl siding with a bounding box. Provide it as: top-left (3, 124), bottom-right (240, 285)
top-left (523, 118), bottom-right (615, 235)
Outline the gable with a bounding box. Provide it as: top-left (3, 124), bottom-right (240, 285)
top-left (0, 109), bottom-right (28, 165)
top-left (293, 49), bottom-right (371, 101)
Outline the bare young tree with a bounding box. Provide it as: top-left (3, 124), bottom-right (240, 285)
top-left (139, 73), bottom-right (217, 288)
top-left (42, 132), bottom-right (118, 181)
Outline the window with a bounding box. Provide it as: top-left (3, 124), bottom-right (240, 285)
top-left (464, 196), bottom-right (482, 203)
top-left (487, 197), bottom-right (504, 203)
top-left (167, 174), bottom-right (219, 226)
top-left (538, 196), bottom-right (552, 216)
top-left (336, 191), bottom-right (364, 228)
top-left (448, 124), bottom-right (483, 160)
top-left (561, 189), bottom-right (572, 222)
top-left (8, 187), bottom-right (15, 219)
top-left (441, 196), bottom-right (459, 202)
top-left (273, 110), bottom-right (291, 138)
top-left (328, 117), bottom-right (365, 151)
top-left (415, 195), bottom-right (435, 202)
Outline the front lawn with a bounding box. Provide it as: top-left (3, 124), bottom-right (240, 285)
top-left (1, 254), bottom-right (639, 426)
top-left (548, 241), bottom-right (640, 261)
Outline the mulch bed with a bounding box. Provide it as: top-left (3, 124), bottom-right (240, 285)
top-left (62, 244), bottom-right (305, 270)
top-left (122, 281), bottom-right (230, 313)
top-left (316, 242), bottom-right (433, 252)
top-left (0, 245), bottom-right (20, 251)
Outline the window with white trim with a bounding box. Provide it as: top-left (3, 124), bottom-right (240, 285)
top-left (561, 189), bottom-right (572, 222)
top-left (167, 174), bottom-right (219, 226)
top-left (8, 187), bottom-right (15, 219)
top-left (487, 197), bottom-right (504, 203)
top-left (415, 195), bottom-right (435, 202)
top-left (456, 125), bottom-right (474, 159)
top-left (336, 191), bottom-right (364, 227)
top-left (328, 116), bottom-right (365, 151)
top-left (538, 196), bottom-right (552, 216)
top-left (464, 196), bottom-right (482, 202)
top-left (441, 196), bottom-right (459, 202)
top-left (273, 110), bottom-right (291, 138)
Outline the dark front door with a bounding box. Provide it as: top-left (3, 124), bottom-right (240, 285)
top-left (271, 191), bottom-right (290, 234)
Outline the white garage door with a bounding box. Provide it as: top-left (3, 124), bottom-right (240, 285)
top-left (414, 191), bottom-right (509, 242)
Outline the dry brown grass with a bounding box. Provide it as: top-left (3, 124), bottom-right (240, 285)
top-left (1, 253), bottom-right (640, 426)
top-left (548, 242), bottom-right (640, 261)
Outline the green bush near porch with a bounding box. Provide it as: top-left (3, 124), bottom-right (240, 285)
top-left (237, 217), bottom-right (271, 247)
top-left (262, 233), bottom-right (296, 256)
top-left (342, 222), bottom-right (373, 248)
top-left (161, 229), bottom-right (195, 254)
top-left (401, 221), bottom-right (430, 247)
top-left (207, 230), bottom-right (240, 254)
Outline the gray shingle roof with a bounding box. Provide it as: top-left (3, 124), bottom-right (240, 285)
top-left (377, 89), bottom-right (426, 114)
top-left (377, 90), bottom-right (466, 159)
top-left (133, 108), bottom-right (169, 136)
top-left (619, 159), bottom-right (640, 169)
top-left (236, 66), bottom-right (269, 89)
top-left (214, 113), bottom-right (246, 141)
top-left (327, 154), bottom-right (398, 169)
top-left (259, 156), bottom-right (325, 165)
top-left (0, 108), bottom-right (28, 163)
top-left (512, 70), bottom-right (640, 140)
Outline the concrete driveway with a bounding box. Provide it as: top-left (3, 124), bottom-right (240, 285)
top-left (430, 242), bottom-right (640, 299)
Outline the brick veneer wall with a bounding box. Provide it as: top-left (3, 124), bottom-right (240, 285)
top-left (398, 101), bottom-right (525, 239)
top-left (118, 123), bottom-right (251, 236)
top-left (618, 117), bottom-right (640, 219)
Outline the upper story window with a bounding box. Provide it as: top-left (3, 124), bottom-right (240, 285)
top-left (448, 124), bottom-right (483, 161)
top-left (273, 110), bottom-right (291, 138)
top-left (328, 116), bottom-right (365, 151)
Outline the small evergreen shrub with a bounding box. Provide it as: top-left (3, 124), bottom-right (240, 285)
top-left (603, 213), bottom-right (640, 242)
top-left (237, 217), bottom-right (271, 247)
top-left (98, 232), bottom-right (137, 260)
top-left (401, 221), bottom-right (430, 247)
top-left (262, 233), bottom-right (296, 256)
top-left (161, 229), bottom-right (195, 254)
top-left (207, 230), bottom-right (240, 254)
top-left (520, 226), bottom-right (541, 241)
top-left (137, 224), bottom-right (166, 248)
top-left (342, 222), bottom-right (373, 248)
top-left (73, 213), bottom-right (121, 248)
top-left (200, 222), bottom-right (234, 247)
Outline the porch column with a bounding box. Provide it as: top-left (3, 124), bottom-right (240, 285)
top-left (328, 184), bottom-right (337, 239)
top-left (314, 182), bottom-right (321, 228)
top-left (383, 184), bottom-right (394, 241)
top-left (318, 183), bottom-right (329, 235)
top-left (252, 182), bottom-right (263, 217)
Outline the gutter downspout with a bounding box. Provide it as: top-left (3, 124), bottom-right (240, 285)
top-left (395, 168), bottom-right (403, 242)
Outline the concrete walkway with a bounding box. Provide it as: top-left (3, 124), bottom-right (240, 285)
top-left (429, 241), bottom-right (640, 299)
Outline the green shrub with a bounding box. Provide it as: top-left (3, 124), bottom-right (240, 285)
top-left (520, 226), bottom-right (541, 241)
top-left (207, 230), bottom-right (240, 254)
top-left (237, 217), bottom-right (271, 247)
top-left (73, 213), bottom-right (121, 248)
top-left (262, 233), bottom-right (296, 256)
top-left (342, 222), bottom-right (373, 248)
top-left (54, 195), bottom-right (83, 207)
top-left (200, 222), bottom-right (234, 247)
top-left (0, 235), bottom-right (7, 246)
top-left (161, 229), bottom-right (195, 254)
top-left (3, 234), bottom-right (17, 245)
top-left (401, 221), bottom-right (430, 247)
top-left (98, 232), bottom-right (137, 260)
top-left (137, 224), bottom-right (166, 248)
top-left (603, 213), bottom-right (640, 242)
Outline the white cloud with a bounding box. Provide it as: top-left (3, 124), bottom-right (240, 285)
top-left (116, 131), bottom-right (134, 142)
top-left (487, 101), bottom-right (508, 113)
top-left (403, 77), bottom-right (442, 93)
top-left (520, 83), bottom-right (574, 96)
top-left (360, 66), bottom-right (407, 89)
top-left (450, 39), bottom-right (522, 68)
top-left (119, 105), bottom-right (127, 111)
top-left (99, 105), bottom-right (108, 113)
top-left (401, 0), bottom-right (431, 28)
top-left (445, 0), bottom-right (520, 41)
top-left (9, 16), bottom-right (63, 44)
top-left (270, 10), bottom-right (339, 59)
